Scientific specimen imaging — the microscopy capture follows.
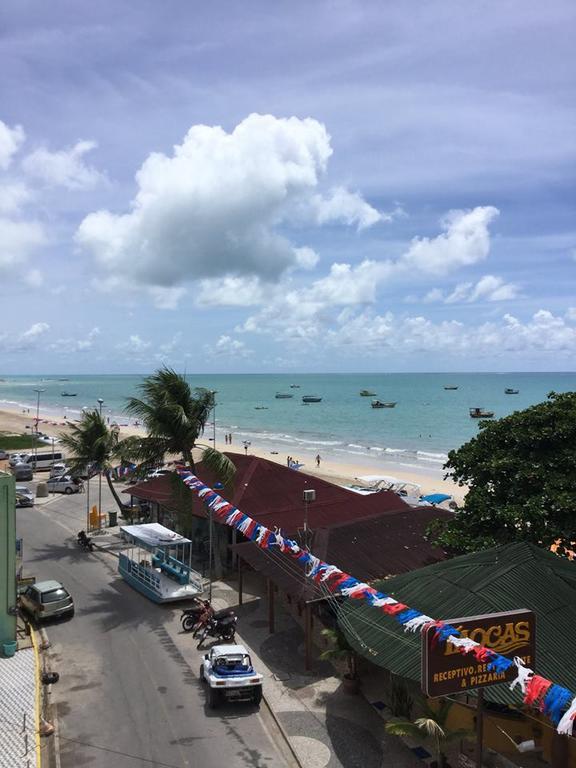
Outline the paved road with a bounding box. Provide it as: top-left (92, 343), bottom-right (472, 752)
top-left (17, 484), bottom-right (290, 768)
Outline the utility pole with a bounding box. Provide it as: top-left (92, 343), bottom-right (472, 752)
top-left (32, 388), bottom-right (45, 467)
top-left (97, 398), bottom-right (104, 521)
top-left (212, 392), bottom-right (217, 448)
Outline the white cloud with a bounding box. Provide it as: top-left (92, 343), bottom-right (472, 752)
top-left (116, 334), bottom-right (151, 354)
top-left (0, 182), bottom-right (32, 215)
top-left (23, 140), bottom-right (104, 190)
top-left (424, 274), bottom-right (519, 304)
top-left (76, 114), bottom-right (381, 293)
top-left (0, 217), bottom-right (46, 271)
top-left (205, 335), bottom-right (251, 359)
top-left (20, 322), bottom-right (49, 341)
top-left (197, 275), bottom-right (265, 307)
top-left (311, 187), bottom-right (383, 229)
top-left (0, 121), bottom-right (25, 170)
top-left (401, 206), bottom-right (499, 275)
top-left (423, 287), bottom-right (445, 303)
top-left (24, 269), bottom-right (43, 287)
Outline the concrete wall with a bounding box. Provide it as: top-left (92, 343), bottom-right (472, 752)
top-left (0, 472), bottom-right (16, 647)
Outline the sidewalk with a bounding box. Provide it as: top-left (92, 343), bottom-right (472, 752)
top-left (0, 642), bottom-right (41, 768)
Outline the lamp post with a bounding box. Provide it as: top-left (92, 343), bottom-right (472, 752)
top-left (97, 398), bottom-right (104, 521)
top-left (32, 388), bottom-right (45, 465)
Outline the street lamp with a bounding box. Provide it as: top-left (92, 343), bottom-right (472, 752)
top-left (97, 398), bottom-right (104, 521)
top-left (32, 388), bottom-right (45, 464)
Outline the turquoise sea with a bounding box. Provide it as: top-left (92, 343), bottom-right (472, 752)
top-left (1, 373), bottom-right (574, 474)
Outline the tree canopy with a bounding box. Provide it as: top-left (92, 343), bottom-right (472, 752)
top-left (430, 391), bottom-right (576, 553)
top-left (125, 367), bottom-right (235, 484)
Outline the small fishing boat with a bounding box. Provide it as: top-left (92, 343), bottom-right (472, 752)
top-left (302, 395), bottom-right (322, 403)
top-left (61, 392), bottom-right (77, 397)
top-left (371, 400), bottom-right (397, 408)
top-left (275, 393), bottom-right (293, 399)
top-left (359, 389), bottom-right (377, 396)
top-left (505, 388), bottom-right (519, 394)
top-left (444, 385), bottom-right (458, 390)
top-left (254, 406), bottom-right (269, 410)
top-left (469, 407), bottom-right (494, 418)
top-left (290, 384), bottom-right (300, 388)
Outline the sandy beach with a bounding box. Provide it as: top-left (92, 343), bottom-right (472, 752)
top-left (0, 404), bottom-right (466, 504)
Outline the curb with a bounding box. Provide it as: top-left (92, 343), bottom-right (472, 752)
top-left (260, 687), bottom-right (304, 768)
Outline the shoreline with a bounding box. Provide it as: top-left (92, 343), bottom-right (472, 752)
top-left (0, 403), bottom-right (466, 504)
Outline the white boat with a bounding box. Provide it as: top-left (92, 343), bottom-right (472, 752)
top-left (118, 523), bottom-right (204, 603)
top-left (302, 395), bottom-right (322, 403)
top-left (371, 400), bottom-right (397, 408)
top-left (275, 393), bottom-right (293, 399)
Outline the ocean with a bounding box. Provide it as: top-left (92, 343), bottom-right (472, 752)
top-left (1, 373), bottom-right (574, 475)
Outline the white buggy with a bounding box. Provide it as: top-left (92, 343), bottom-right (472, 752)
top-left (200, 644), bottom-right (263, 708)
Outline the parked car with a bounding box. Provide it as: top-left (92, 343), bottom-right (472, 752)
top-left (11, 464), bottom-right (33, 481)
top-left (15, 485), bottom-right (35, 507)
top-left (9, 452), bottom-right (28, 467)
top-left (200, 644), bottom-right (263, 708)
top-left (0, 449), bottom-right (9, 460)
top-left (20, 580), bottom-right (74, 621)
top-left (49, 463), bottom-right (69, 478)
top-left (146, 468), bottom-right (172, 479)
top-left (46, 475), bottom-right (82, 494)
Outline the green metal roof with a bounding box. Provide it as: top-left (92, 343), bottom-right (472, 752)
top-left (339, 541), bottom-right (576, 705)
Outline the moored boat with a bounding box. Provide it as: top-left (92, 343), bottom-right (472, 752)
top-left (275, 393), bottom-right (293, 399)
top-left (444, 385), bottom-right (458, 390)
top-left (61, 392), bottom-right (77, 397)
top-left (359, 389), bottom-right (377, 396)
top-left (371, 399), bottom-right (397, 408)
top-left (505, 388), bottom-right (519, 394)
top-left (469, 407), bottom-right (494, 418)
top-left (302, 395), bottom-right (322, 403)
top-left (290, 384), bottom-right (300, 388)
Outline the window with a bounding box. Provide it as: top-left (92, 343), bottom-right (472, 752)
top-left (41, 588), bottom-right (69, 604)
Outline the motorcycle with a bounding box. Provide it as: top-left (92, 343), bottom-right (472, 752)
top-left (195, 608), bottom-right (238, 649)
top-left (77, 530), bottom-right (94, 552)
top-left (180, 598), bottom-right (211, 633)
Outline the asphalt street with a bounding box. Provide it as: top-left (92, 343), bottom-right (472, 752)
top-left (16, 480), bottom-right (290, 768)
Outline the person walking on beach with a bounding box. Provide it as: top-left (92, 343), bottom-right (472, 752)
top-left (316, 454), bottom-right (321, 468)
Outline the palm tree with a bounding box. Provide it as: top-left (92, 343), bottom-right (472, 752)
top-left (125, 367), bottom-right (235, 483)
top-left (59, 410), bottom-right (129, 512)
top-left (385, 699), bottom-right (472, 768)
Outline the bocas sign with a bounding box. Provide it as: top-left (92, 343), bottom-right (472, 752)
top-left (422, 609), bottom-right (536, 697)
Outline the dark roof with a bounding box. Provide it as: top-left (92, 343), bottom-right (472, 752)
top-left (339, 541), bottom-right (576, 704)
top-left (125, 453), bottom-right (428, 535)
top-left (232, 505), bottom-right (449, 600)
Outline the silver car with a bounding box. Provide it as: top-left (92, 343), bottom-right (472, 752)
top-left (46, 475), bottom-right (82, 494)
top-left (15, 485), bottom-right (35, 507)
top-left (20, 580), bottom-right (74, 621)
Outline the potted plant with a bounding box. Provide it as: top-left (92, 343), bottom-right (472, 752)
top-left (320, 627), bottom-right (360, 694)
top-left (385, 698), bottom-right (472, 768)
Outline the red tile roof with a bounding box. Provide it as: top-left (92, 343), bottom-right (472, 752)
top-left (124, 452), bottom-right (417, 534)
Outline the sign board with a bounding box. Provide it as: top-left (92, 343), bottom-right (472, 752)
top-left (422, 609), bottom-right (536, 697)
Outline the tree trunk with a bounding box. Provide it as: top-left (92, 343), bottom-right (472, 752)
top-left (105, 471), bottom-right (125, 512)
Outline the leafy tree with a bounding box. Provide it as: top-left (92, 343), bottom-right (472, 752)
top-left (431, 391), bottom-right (576, 553)
top-left (125, 367), bottom-right (235, 484)
top-left (385, 699), bottom-right (472, 768)
top-left (59, 410), bottom-right (130, 512)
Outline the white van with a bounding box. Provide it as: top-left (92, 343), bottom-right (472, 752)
top-left (17, 452), bottom-right (65, 471)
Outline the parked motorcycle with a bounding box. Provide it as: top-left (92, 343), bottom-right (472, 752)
top-left (195, 608), bottom-right (238, 649)
top-left (180, 598), bottom-right (211, 633)
top-left (77, 530), bottom-right (94, 552)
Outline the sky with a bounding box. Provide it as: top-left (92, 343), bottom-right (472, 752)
top-left (0, 0), bottom-right (575, 374)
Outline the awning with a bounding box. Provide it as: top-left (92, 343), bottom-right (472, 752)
top-left (420, 493), bottom-right (452, 505)
top-left (120, 523), bottom-right (191, 548)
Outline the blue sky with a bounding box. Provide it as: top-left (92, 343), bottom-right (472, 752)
top-left (0, 0), bottom-right (574, 373)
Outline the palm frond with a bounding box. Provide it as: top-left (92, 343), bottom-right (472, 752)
top-left (414, 718), bottom-right (446, 740)
top-left (385, 721), bottom-right (423, 740)
top-left (200, 447), bottom-right (236, 486)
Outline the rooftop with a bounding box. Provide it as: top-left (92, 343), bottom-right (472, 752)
top-left (339, 541), bottom-right (576, 704)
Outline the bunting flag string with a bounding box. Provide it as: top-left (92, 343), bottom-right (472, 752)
top-left (180, 471), bottom-right (576, 737)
